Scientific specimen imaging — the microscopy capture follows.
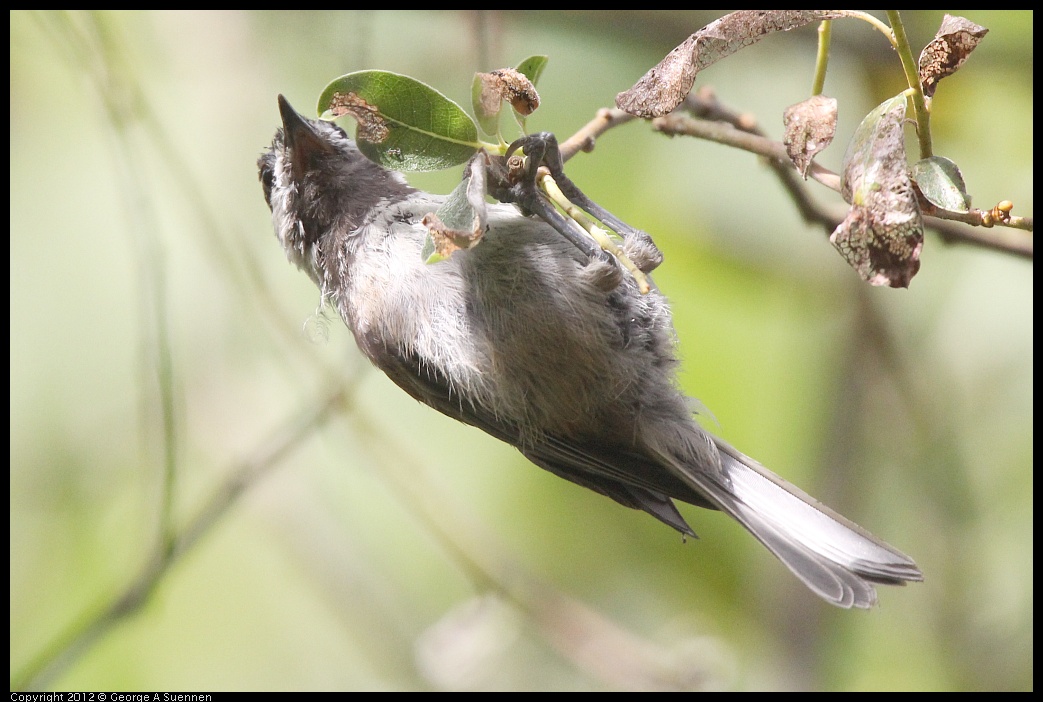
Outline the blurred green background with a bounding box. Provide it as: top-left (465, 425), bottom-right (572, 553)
top-left (10, 11), bottom-right (1032, 691)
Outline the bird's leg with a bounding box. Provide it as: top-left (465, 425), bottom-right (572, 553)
top-left (484, 136), bottom-right (614, 266)
top-left (504, 132), bottom-right (664, 275)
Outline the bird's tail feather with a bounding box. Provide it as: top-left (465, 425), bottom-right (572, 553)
top-left (680, 441), bottom-right (923, 608)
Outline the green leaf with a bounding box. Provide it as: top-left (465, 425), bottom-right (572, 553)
top-left (515, 55), bottom-right (548, 88)
top-left (317, 70), bottom-right (481, 172)
top-left (911, 155), bottom-right (970, 212)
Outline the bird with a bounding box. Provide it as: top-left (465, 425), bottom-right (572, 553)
top-left (258, 95), bottom-right (923, 608)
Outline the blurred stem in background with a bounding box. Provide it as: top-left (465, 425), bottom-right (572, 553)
top-left (9, 11), bottom-right (1032, 691)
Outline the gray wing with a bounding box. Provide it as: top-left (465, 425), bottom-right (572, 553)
top-left (355, 329), bottom-right (708, 536)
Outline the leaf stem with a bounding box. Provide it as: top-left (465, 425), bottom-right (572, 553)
top-left (886, 10), bottom-right (933, 158)
top-left (811, 20), bottom-right (832, 96)
top-left (838, 10), bottom-right (897, 46)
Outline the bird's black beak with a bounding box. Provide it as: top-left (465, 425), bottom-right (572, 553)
top-left (277, 94), bottom-right (333, 180)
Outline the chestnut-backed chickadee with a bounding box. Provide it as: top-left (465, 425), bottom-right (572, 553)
top-left (259, 96), bottom-right (922, 608)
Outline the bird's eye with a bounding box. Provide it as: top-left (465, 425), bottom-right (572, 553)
top-left (258, 154), bottom-right (276, 207)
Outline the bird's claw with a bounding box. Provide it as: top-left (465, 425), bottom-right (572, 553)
top-left (486, 132), bottom-right (662, 275)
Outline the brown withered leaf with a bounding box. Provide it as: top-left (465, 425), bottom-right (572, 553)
top-left (494, 68), bottom-right (540, 115)
top-left (327, 91), bottom-right (390, 143)
top-left (783, 95), bottom-right (838, 179)
top-left (616, 10), bottom-right (846, 118)
top-left (831, 95), bottom-right (924, 288)
top-left (830, 208), bottom-right (923, 288)
top-left (476, 68), bottom-right (540, 115)
top-left (473, 67), bottom-right (541, 137)
top-left (919, 14), bottom-right (988, 98)
top-left (421, 212), bottom-right (477, 260)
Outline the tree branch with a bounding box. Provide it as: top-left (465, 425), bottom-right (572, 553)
top-left (562, 88), bottom-right (1032, 260)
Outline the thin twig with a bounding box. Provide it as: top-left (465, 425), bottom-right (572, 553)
top-left (558, 107), bottom-right (636, 162)
top-left (564, 88), bottom-right (1032, 260)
